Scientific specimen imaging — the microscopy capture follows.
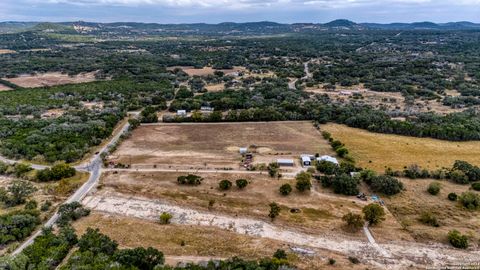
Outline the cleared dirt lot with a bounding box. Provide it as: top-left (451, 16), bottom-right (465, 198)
top-left (167, 66), bottom-right (246, 77)
top-left (321, 123), bottom-right (480, 171)
top-left (73, 212), bottom-right (373, 269)
top-left (0, 84), bottom-right (12, 91)
top-left (3, 71), bottom-right (97, 88)
top-left (383, 178), bottom-right (480, 245)
top-left (110, 122), bottom-right (335, 172)
top-left (97, 170), bottom-right (374, 238)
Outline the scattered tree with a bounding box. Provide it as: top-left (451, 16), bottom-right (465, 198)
top-left (235, 179), bottom-right (248, 189)
top-left (268, 202), bottom-right (281, 221)
top-left (342, 212), bottom-right (363, 232)
top-left (279, 183), bottom-right (292, 196)
top-left (427, 182), bottom-right (441, 195)
top-left (219, 180), bottom-right (233, 190)
top-left (295, 172), bottom-right (312, 192)
top-left (447, 230), bottom-right (468, 249)
top-left (362, 203), bottom-right (385, 226)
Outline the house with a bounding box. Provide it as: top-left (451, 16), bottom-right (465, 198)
top-left (201, 106), bottom-right (214, 113)
top-left (316, 155), bottom-right (339, 165)
top-left (177, 110), bottom-right (187, 116)
top-left (301, 155), bottom-right (312, 167)
top-left (277, 159), bottom-right (294, 167)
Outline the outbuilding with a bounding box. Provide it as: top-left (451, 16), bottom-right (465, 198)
top-left (301, 156), bottom-right (312, 167)
top-left (316, 155), bottom-right (339, 165)
top-left (239, 147), bottom-right (248, 154)
top-left (277, 159), bottom-right (294, 167)
top-left (177, 110), bottom-right (187, 116)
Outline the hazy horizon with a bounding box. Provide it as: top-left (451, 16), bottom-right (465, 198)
top-left (1, 0), bottom-right (479, 24)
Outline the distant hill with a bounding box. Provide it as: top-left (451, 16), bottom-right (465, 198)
top-left (0, 20), bottom-right (479, 36)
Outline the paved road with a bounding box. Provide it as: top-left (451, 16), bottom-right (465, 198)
top-left (11, 117), bottom-right (134, 256)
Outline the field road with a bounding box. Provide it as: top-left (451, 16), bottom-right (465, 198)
top-left (287, 61), bottom-right (312, 91)
top-left (10, 113), bottom-right (137, 256)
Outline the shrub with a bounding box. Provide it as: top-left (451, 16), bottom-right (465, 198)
top-left (342, 212), bottom-right (363, 232)
top-left (427, 182), bottom-right (441, 195)
top-left (362, 203), bottom-right (385, 226)
top-left (348, 257), bottom-right (360, 264)
top-left (369, 175), bottom-right (403, 195)
top-left (24, 200), bottom-right (37, 210)
top-left (419, 212), bottom-right (439, 227)
top-left (273, 249), bottom-right (287, 260)
top-left (328, 258), bottom-right (336, 265)
top-left (471, 182), bottom-right (480, 191)
top-left (332, 174), bottom-right (359, 195)
top-left (177, 174), bottom-right (203, 185)
top-left (459, 192), bottom-right (480, 210)
top-left (219, 180), bottom-right (233, 190)
top-left (279, 184), bottom-right (292, 196)
top-left (449, 170), bottom-right (469, 184)
top-left (40, 200), bottom-right (52, 211)
top-left (295, 172), bottom-right (312, 192)
top-left (447, 230), bottom-right (468, 249)
top-left (335, 147), bottom-right (349, 158)
top-left (316, 160), bottom-right (337, 175)
top-left (267, 162), bottom-right (280, 177)
top-left (235, 179), bottom-right (248, 189)
top-left (448, 192), bottom-right (458, 201)
top-left (56, 202), bottom-right (90, 227)
top-left (159, 212), bottom-right (172, 224)
top-left (268, 202), bottom-right (281, 220)
top-left (359, 169), bottom-right (377, 185)
top-left (319, 175), bottom-right (334, 187)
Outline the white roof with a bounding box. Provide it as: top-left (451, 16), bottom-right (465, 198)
top-left (277, 159), bottom-right (294, 164)
top-left (301, 156), bottom-right (311, 162)
top-left (177, 110), bottom-right (186, 113)
top-left (316, 155), bottom-right (339, 164)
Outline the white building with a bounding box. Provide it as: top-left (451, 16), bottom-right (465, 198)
top-left (277, 159), bottom-right (294, 167)
top-left (301, 156), bottom-right (312, 167)
top-left (177, 110), bottom-right (187, 116)
top-left (239, 147), bottom-right (248, 154)
top-left (316, 155), bottom-right (339, 165)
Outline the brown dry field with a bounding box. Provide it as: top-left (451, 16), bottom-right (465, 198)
top-left (111, 122), bottom-right (335, 170)
top-left (99, 170), bottom-right (410, 242)
top-left (0, 49), bottom-right (16, 54)
top-left (167, 66), bottom-right (246, 77)
top-left (383, 178), bottom-right (480, 245)
top-left (0, 84), bottom-right (12, 91)
top-left (205, 83), bottom-right (225, 92)
top-left (73, 212), bottom-right (373, 269)
top-left (3, 71), bottom-right (97, 88)
top-left (321, 123), bottom-right (480, 172)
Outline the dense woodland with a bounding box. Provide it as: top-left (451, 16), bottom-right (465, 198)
top-left (0, 25), bottom-right (479, 162)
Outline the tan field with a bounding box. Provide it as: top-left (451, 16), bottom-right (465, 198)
top-left (110, 122), bottom-right (336, 171)
top-left (0, 49), bottom-right (16, 54)
top-left (0, 84), bottom-right (12, 91)
top-left (383, 178), bottom-right (480, 245)
top-left (3, 71), bottom-right (97, 88)
top-left (205, 83), bottom-right (225, 92)
top-left (167, 66), bottom-right (246, 77)
top-left (321, 123), bottom-right (480, 172)
top-left (73, 212), bottom-right (373, 270)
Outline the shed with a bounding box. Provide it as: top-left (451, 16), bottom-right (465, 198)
top-left (316, 155), bottom-right (339, 165)
top-left (239, 147), bottom-right (248, 154)
top-left (301, 156), bottom-right (312, 167)
top-left (177, 110), bottom-right (187, 116)
top-left (277, 159), bottom-right (294, 167)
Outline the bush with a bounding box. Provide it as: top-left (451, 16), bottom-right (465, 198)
top-left (335, 147), bottom-right (349, 158)
top-left (279, 184), bottom-right (292, 196)
top-left (448, 192), bottom-right (458, 201)
top-left (56, 202), bottom-right (90, 227)
top-left (37, 163), bottom-right (76, 182)
top-left (328, 258), bottom-right (336, 265)
top-left (267, 162), bottom-right (280, 177)
top-left (342, 212), bottom-right (363, 232)
top-left (295, 172), bottom-right (312, 192)
top-left (219, 180), bottom-right (233, 190)
top-left (348, 257), bottom-right (360, 264)
top-left (369, 175), bottom-right (403, 195)
top-left (159, 212), bottom-right (172, 224)
top-left (177, 174), bottom-right (203, 185)
top-left (362, 203), bottom-right (385, 226)
top-left (447, 230), bottom-right (468, 249)
top-left (268, 202), bottom-right (281, 220)
top-left (419, 212), bottom-right (439, 227)
top-left (459, 192), bottom-right (480, 210)
top-left (319, 175), bottom-right (334, 187)
top-left (316, 160), bottom-right (337, 175)
top-left (471, 182), bottom-right (480, 191)
top-left (427, 182), bottom-right (441, 195)
top-left (332, 174), bottom-right (359, 195)
top-left (449, 170), bottom-right (469, 184)
top-left (235, 179), bottom-right (248, 189)
top-left (40, 200), bottom-right (52, 211)
top-left (273, 249), bottom-right (287, 260)
top-left (24, 200), bottom-right (37, 210)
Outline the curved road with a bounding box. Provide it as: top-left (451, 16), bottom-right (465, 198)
top-left (10, 116), bottom-right (135, 256)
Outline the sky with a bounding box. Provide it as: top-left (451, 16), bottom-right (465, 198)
top-left (0, 0), bottom-right (479, 23)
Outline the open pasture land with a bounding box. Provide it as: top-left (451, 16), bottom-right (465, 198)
top-left (96, 170), bottom-right (410, 242)
top-left (110, 121), bottom-right (335, 171)
top-left (167, 66), bottom-right (246, 77)
top-left (383, 178), bottom-right (480, 245)
top-left (2, 71), bottom-right (98, 88)
top-left (321, 123), bottom-right (480, 171)
top-left (73, 212), bottom-right (372, 270)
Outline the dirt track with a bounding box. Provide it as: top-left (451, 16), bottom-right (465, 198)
top-left (83, 192), bottom-right (480, 269)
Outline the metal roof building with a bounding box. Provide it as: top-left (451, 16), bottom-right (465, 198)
top-left (277, 159), bottom-right (294, 166)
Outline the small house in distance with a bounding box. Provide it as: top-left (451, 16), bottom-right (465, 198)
top-left (317, 155), bottom-right (339, 165)
top-left (301, 155), bottom-right (312, 167)
top-left (201, 106), bottom-right (214, 113)
top-left (277, 159), bottom-right (294, 167)
top-left (177, 110), bottom-right (187, 116)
